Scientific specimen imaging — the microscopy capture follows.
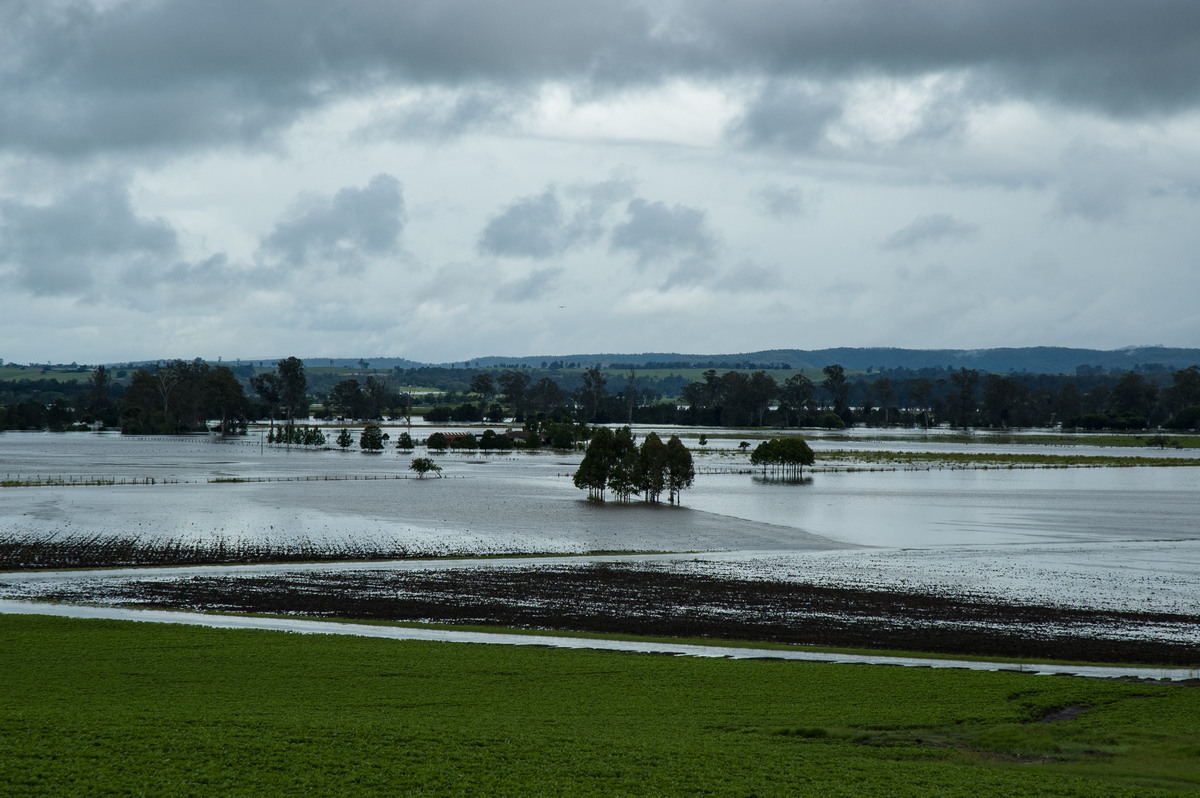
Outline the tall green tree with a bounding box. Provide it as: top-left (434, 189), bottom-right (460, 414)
top-left (948, 368), bottom-right (980, 429)
top-left (470, 373), bottom-right (495, 417)
top-left (638, 431), bottom-right (668, 503)
top-left (498, 370), bottom-right (531, 418)
top-left (821, 364), bottom-right (850, 419)
top-left (249, 371), bottom-right (282, 433)
top-left (573, 426), bottom-right (617, 501)
top-left (276, 357), bottom-right (308, 428)
top-left (578, 367), bottom-right (607, 422)
top-left (206, 365), bottom-right (247, 435)
top-left (664, 435), bottom-right (694, 505)
top-left (359, 424), bottom-right (385, 451)
top-left (329, 378), bottom-right (364, 420)
top-left (606, 426), bottom-right (640, 502)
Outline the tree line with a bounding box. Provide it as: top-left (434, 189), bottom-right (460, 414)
top-left (4, 356), bottom-right (1200, 433)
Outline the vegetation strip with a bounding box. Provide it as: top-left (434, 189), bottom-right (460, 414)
top-left (3, 613), bottom-right (1199, 796)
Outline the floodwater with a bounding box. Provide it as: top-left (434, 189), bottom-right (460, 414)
top-left (2, 430), bottom-right (1199, 625)
top-left (3, 599), bottom-right (1196, 682)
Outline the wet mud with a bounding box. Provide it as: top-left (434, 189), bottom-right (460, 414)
top-left (27, 563), bottom-right (1199, 666)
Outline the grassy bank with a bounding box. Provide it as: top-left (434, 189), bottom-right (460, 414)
top-left (3, 615), bottom-right (1199, 796)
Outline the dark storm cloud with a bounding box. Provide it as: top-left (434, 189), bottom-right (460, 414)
top-left (717, 261), bottom-right (782, 292)
top-left (478, 189), bottom-right (567, 259)
top-left (751, 183), bottom-right (808, 218)
top-left (4, 1), bottom-right (1199, 158)
top-left (360, 88), bottom-right (527, 141)
top-left (0, 177), bottom-right (178, 296)
top-left (260, 174), bottom-right (405, 274)
top-left (610, 199), bottom-right (717, 267)
top-left (691, 1), bottom-right (1200, 117)
top-left (1055, 141), bottom-right (1148, 222)
top-left (478, 178), bottom-right (634, 260)
top-left (728, 83), bottom-right (844, 152)
top-left (882, 214), bottom-right (979, 252)
top-left (493, 267), bottom-right (563, 303)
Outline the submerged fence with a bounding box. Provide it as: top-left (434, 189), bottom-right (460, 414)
top-left (1, 473), bottom-right (459, 488)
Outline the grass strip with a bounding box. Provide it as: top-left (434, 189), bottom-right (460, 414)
top-left (3, 614), bottom-right (1199, 796)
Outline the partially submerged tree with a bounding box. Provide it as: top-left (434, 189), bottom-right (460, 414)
top-left (664, 435), bottom-right (694, 505)
top-left (573, 426), bottom-right (617, 501)
top-left (409, 457), bottom-right (442, 479)
top-left (574, 428), bottom-right (694, 505)
top-left (750, 437), bottom-right (815, 481)
top-left (359, 424), bottom-right (385, 451)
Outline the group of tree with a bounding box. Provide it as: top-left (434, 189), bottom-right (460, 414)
top-left (750, 438), bottom-right (816, 480)
top-left (324, 376), bottom-right (411, 423)
top-left (573, 428), bottom-right (695, 504)
top-left (268, 425), bottom-right (325, 446)
top-left (120, 360), bottom-right (250, 435)
top-left (248, 356), bottom-right (307, 434)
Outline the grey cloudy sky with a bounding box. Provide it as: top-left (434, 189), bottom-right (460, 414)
top-left (2, 0), bottom-right (1199, 364)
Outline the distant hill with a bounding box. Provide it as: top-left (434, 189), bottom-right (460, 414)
top-left (457, 347), bottom-right (1200, 374)
top-left (98, 347), bottom-right (1200, 375)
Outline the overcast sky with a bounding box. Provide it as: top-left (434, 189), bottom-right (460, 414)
top-left (3, 0), bottom-right (1200, 365)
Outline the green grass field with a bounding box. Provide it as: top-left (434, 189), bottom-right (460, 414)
top-left (2, 615), bottom-right (1198, 796)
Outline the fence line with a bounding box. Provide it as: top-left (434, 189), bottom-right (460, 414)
top-left (1, 473), bottom-right (463, 488)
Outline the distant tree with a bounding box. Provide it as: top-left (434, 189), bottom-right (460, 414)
top-left (470, 373), bottom-right (495, 416)
top-left (276, 357), bottom-right (308, 428)
top-left (206, 365), bottom-right (247, 435)
top-left (426, 432), bottom-right (449, 452)
top-left (872, 377), bottom-right (896, 426)
top-left (88, 365), bottom-right (113, 418)
top-left (395, 431), bottom-right (415, 450)
top-left (336, 428), bottom-right (353, 449)
top-left (821, 364), bottom-right (850, 419)
top-left (623, 369), bottom-right (638, 424)
top-left (779, 373), bottom-right (815, 427)
top-left (497, 370), bottom-right (532, 418)
top-left (329, 378), bottom-right (364, 420)
top-left (249, 371), bottom-right (282, 432)
top-left (906, 377), bottom-right (934, 428)
top-left (1167, 366), bottom-right (1200, 413)
top-left (363, 376), bottom-right (394, 420)
top-left (359, 424), bottom-right (385, 451)
top-left (409, 457), bottom-right (442, 479)
top-left (534, 378), bottom-right (568, 416)
top-left (578, 367), bottom-right (608, 422)
top-left (948, 368), bottom-right (980, 429)
top-left (747, 371), bottom-right (778, 426)
top-left (1111, 371), bottom-right (1158, 428)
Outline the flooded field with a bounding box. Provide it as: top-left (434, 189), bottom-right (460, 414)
top-left (1, 430), bottom-right (1198, 663)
